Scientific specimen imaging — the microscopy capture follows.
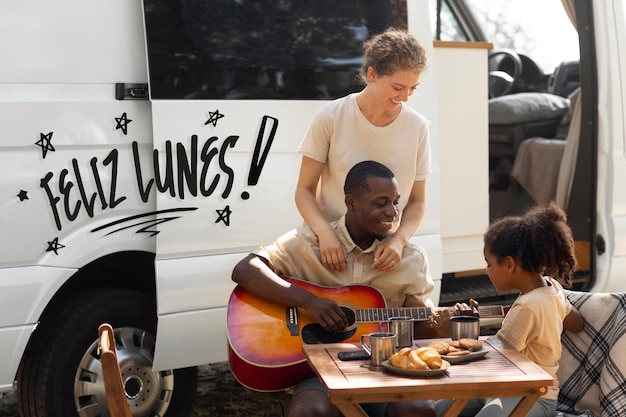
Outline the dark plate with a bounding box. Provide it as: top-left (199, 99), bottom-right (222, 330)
top-left (441, 347), bottom-right (489, 364)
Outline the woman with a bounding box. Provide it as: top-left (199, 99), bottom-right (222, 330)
top-left (295, 27), bottom-right (431, 273)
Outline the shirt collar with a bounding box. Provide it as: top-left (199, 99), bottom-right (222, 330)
top-left (335, 215), bottom-right (379, 254)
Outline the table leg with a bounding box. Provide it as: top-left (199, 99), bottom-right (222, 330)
top-left (508, 394), bottom-right (542, 417)
top-left (333, 400), bottom-right (369, 417)
top-left (441, 398), bottom-right (470, 417)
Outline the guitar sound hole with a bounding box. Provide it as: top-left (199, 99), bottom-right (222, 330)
top-left (302, 324), bottom-right (356, 344)
top-left (341, 307), bottom-right (356, 326)
top-left (301, 306), bottom-right (358, 344)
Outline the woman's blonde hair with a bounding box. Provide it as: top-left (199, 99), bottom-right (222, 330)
top-left (359, 27), bottom-right (427, 84)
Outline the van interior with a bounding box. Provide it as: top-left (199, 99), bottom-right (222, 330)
top-left (433, 0), bottom-right (592, 306)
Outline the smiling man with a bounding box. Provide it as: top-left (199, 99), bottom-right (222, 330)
top-left (231, 160), bottom-right (436, 417)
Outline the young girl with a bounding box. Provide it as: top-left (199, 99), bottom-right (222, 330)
top-left (295, 27), bottom-right (431, 273)
top-left (437, 203), bottom-right (583, 417)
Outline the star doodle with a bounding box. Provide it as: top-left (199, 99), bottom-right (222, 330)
top-left (205, 109), bottom-right (225, 127)
top-left (115, 112), bottom-right (133, 135)
top-left (35, 132), bottom-right (55, 159)
top-left (17, 190), bottom-right (29, 201)
top-left (215, 205), bottom-right (232, 226)
top-left (46, 237), bottom-right (66, 255)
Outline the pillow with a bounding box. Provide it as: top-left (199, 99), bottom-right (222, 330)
top-left (489, 92), bottom-right (570, 125)
top-left (557, 291), bottom-right (626, 417)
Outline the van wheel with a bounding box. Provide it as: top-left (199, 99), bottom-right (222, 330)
top-left (16, 288), bottom-right (197, 417)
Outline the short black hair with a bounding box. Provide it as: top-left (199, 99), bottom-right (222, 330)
top-left (344, 161), bottom-right (395, 196)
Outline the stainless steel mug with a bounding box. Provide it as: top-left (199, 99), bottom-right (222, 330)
top-left (451, 316), bottom-right (480, 340)
top-left (380, 316), bottom-right (414, 347)
top-left (360, 332), bottom-right (396, 366)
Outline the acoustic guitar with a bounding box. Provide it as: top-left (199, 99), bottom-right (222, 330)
top-left (227, 276), bottom-right (507, 392)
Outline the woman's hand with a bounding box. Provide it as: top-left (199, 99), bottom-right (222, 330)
top-left (318, 229), bottom-right (348, 272)
top-left (372, 235), bottom-right (403, 271)
top-left (295, 156), bottom-right (348, 272)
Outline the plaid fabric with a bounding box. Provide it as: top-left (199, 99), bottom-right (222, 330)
top-left (556, 291), bottom-right (626, 417)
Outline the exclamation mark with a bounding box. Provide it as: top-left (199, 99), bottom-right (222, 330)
top-left (242, 115), bottom-right (279, 200)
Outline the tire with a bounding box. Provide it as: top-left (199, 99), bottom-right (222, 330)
top-left (16, 288), bottom-right (197, 417)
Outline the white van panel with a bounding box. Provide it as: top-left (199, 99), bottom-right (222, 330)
top-left (433, 43), bottom-right (490, 273)
top-left (0, 266), bottom-right (75, 390)
top-left (0, 99), bottom-right (154, 267)
top-left (406, 0), bottom-right (442, 238)
top-left (0, 267), bottom-right (74, 326)
top-left (150, 101), bottom-right (318, 259)
top-left (592, 0), bottom-right (626, 293)
top-left (411, 233), bottom-right (443, 305)
top-left (0, 0), bottom-right (147, 83)
top-left (155, 253), bottom-right (242, 314)
top-left (153, 308), bottom-right (227, 372)
top-left (0, 325), bottom-right (32, 393)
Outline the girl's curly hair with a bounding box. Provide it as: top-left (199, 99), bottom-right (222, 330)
top-left (484, 203), bottom-right (578, 287)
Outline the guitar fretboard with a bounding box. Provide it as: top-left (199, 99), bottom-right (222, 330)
top-left (355, 307), bottom-right (432, 322)
top-left (353, 305), bottom-right (505, 323)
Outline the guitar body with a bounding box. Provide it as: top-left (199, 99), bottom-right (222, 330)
top-left (227, 277), bottom-right (385, 391)
top-left (227, 276), bottom-right (507, 392)
top-left (227, 344), bottom-right (314, 393)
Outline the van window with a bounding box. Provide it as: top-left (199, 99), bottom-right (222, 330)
top-left (466, 0), bottom-right (578, 73)
top-left (429, 0), bottom-right (472, 42)
top-left (143, 0), bottom-right (408, 100)
top-left (430, 0), bottom-right (579, 74)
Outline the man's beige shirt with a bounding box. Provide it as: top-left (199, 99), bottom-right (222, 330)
top-left (255, 216), bottom-right (434, 308)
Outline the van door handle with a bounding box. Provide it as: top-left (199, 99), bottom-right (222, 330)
top-left (115, 83), bottom-right (149, 100)
top-left (596, 234), bottom-right (605, 256)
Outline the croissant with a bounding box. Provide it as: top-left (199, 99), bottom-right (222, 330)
top-left (415, 347), bottom-right (443, 369)
top-left (389, 347), bottom-right (412, 368)
top-left (407, 349), bottom-right (429, 370)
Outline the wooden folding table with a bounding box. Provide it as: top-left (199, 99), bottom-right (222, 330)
top-left (303, 336), bottom-right (554, 417)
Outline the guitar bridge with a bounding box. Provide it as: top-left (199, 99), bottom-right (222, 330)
top-left (286, 306), bottom-right (299, 336)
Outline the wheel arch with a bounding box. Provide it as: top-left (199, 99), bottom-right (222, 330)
top-left (38, 250), bottom-right (157, 326)
top-left (16, 255), bottom-right (197, 417)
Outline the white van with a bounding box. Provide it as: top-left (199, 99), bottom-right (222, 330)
top-left (0, 0), bottom-right (624, 416)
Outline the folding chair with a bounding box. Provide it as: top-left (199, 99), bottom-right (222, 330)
top-left (98, 323), bottom-right (133, 417)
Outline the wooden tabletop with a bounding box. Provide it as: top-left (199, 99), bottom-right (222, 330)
top-left (303, 336), bottom-right (555, 417)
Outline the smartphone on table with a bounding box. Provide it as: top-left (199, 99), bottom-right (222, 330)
top-left (338, 349), bottom-right (370, 361)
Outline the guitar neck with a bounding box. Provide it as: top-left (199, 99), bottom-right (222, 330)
top-left (353, 305), bottom-right (506, 323)
top-left (474, 305), bottom-right (507, 318)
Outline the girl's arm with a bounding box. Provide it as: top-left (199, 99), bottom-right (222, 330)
top-left (295, 156), bottom-right (348, 271)
top-left (563, 306), bottom-right (584, 333)
top-left (372, 180), bottom-right (426, 271)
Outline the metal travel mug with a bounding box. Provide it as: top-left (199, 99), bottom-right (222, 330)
top-left (360, 332), bottom-right (396, 366)
top-left (451, 316), bottom-right (480, 340)
top-left (380, 316), bottom-right (414, 347)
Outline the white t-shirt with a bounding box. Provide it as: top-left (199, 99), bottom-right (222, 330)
top-left (497, 276), bottom-right (572, 400)
top-left (298, 93), bottom-right (431, 223)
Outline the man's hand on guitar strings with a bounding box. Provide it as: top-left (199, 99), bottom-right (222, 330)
top-left (304, 295), bottom-right (349, 332)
